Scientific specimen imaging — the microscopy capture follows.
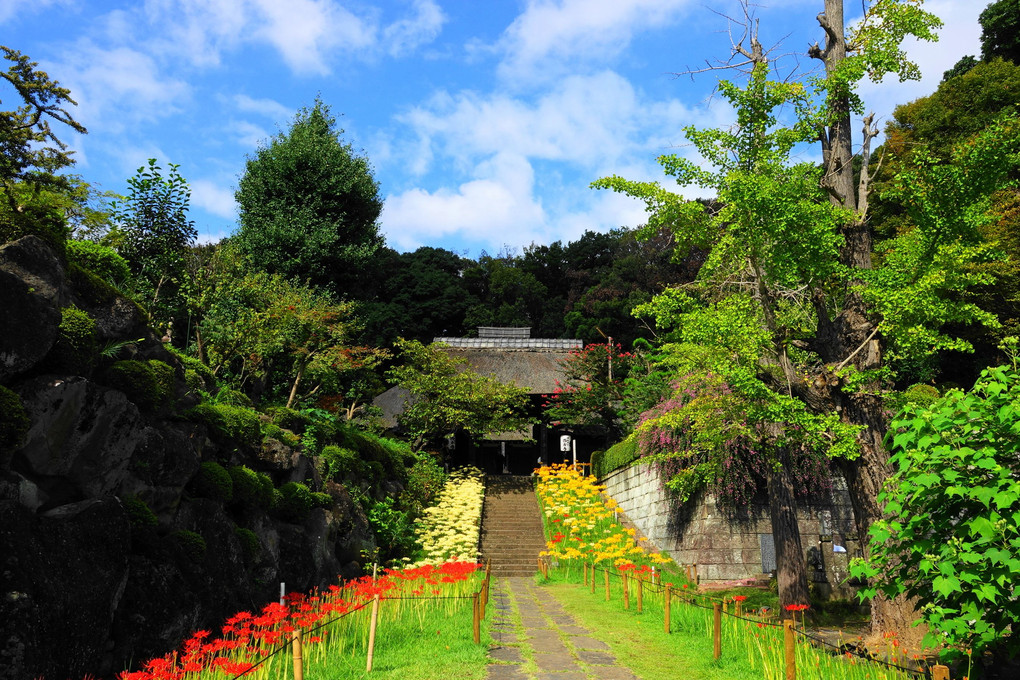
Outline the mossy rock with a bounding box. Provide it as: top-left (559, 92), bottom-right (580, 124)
top-left (49, 306), bottom-right (98, 375)
top-left (186, 403), bottom-right (261, 450)
top-left (102, 359), bottom-right (174, 411)
top-left (276, 482), bottom-right (314, 523)
top-left (311, 491), bottom-right (333, 510)
top-left (234, 527), bottom-right (261, 564)
top-left (166, 347), bottom-right (216, 390)
top-left (189, 461), bottom-right (233, 503)
top-left (184, 368), bottom-right (204, 392)
top-left (67, 262), bottom-right (122, 306)
top-left (169, 529), bottom-right (207, 564)
top-left (0, 386), bottom-right (30, 451)
top-left (66, 240), bottom-right (131, 284)
top-left (121, 495), bottom-right (158, 529)
top-left (216, 389), bottom-right (253, 408)
top-left (264, 406), bottom-right (310, 434)
top-left (260, 422), bottom-right (301, 448)
top-left (229, 465), bottom-right (272, 508)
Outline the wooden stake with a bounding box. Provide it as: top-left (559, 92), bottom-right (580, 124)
top-left (590, 564), bottom-right (596, 593)
top-left (931, 666), bottom-right (950, 680)
top-left (473, 592), bottom-right (481, 644)
top-left (366, 595), bottom-right (381, 672)
top-left (713, 602), bottom-right (722, 660)
top-left (623, 572), bottom-right (630, 609)
top-left (735, 600), bottom-right (742, 617)
top-left (637, 576), bottom-right (643, 613)
top-left (604, 569), bottom-right (611, 601)
top-left (291, 629), bottom-right (304, 680)
top-left (692, 563), bottom-right (698, 585)
top-left (583, 562), bottom-right (588, 586)
top-left (784, 619), bottom-right (796, 680)
top-left (664, 585), bottom-right (671, 634)
top-left (482, 577), bottom-right (489, 619)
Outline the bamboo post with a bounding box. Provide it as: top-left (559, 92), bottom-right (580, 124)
top-left (637, 576), bottom-right (643, 613)
top-left (931, 666), bottom-right (950, 680)
top-left (604, 569), bottom-right (611, 601)
top-left (537, 557), bottom-right (542, 575)
top-left (366, 595), bottom-right (381, 672)
top-left (482, 577), bottom-right (489, 619)
top-left (583, 562), bottom-right (588, 586)
top-left (623, 572), bottom-right (630, 609)
top-left (713, 602), bottom-right (722, 660)
top-left (664, 585), bottom-right (671, 634)
top-left (723, 597), bottom-right (728, 614)
top-left (590, 564), bottom-right (596, 593)
top-left (784, 619), bottom-right (796, 680)
top-left (473, 591), bottom-right (481, 648)
top-left (291, 629), bottom-right (304, 680)
top-left (692, 563), bottom-right (698, 585)
top-left (735, 600), bottom-right (742, 617)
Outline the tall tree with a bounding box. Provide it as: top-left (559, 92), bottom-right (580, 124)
top-left (233, 98), bottom-right (382, 295)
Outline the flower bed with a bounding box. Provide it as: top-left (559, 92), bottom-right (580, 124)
top-left (413, 466), bottom-right (485, 565)
top-left (535, 464), bottom-right (674, 574)
top-left (119, 560), bottom-right (484, 680)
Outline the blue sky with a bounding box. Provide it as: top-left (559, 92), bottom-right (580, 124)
top-left (5, 0), bottom-right (982, 257)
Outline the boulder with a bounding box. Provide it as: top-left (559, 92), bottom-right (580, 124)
top-left (0, 236), bottom-right (66, 382)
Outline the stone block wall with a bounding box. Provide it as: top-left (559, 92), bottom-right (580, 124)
top-left (602, 461), bottom-right (859, 594)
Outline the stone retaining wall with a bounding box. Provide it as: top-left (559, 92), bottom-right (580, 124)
top-left (601, 461), bottom-right (859, 594)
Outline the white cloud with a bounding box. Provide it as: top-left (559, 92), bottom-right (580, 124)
top-left (191, 179), bottom-right (238, 219)
top-left (0, 0), bottom-right (68, 24)
top-left (496, 0), bottom-right (694, 83)
top-left (383, 0), bottom-right (446, 57)
top-left (232, 120), bottom-right (271, 148)
top-left (234, 94), bottom-right (292, 122)
top-left (250, 0), bottom-right (374, 75)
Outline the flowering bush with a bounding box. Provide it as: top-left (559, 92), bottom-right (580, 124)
top-left (413, 466), bottom-right (485, 565)
top-left (535, 464), bottom-right (673, 572)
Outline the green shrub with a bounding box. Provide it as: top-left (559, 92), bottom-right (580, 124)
top-left (311, 491), bottom-right (333, 509)
top-left (276, 482), bottom-right (314, 523)
top-left (103, 359), bottom-right (173, 411)
top-left (186, 403), bottom-right (261, 449)
top-left (234, 527), bottom-right (261, 563)
top-left (216, 388), bottom-right (253, 408)
top-left (66, 240), bottom-right (131, 283)
top-left (320, 445), bottom-right (363, 480)
top-left (229, 465), bottom-right (272, 508)
top-left (260, 421), bottom-right (301, 448)
top-left (264, 406), bottom-right (310, 433)
top-left (338, 428), bottom-right (410, 482)
top-left (904, 383), bottom-right (940, 408)
top-left (401, 453), bottom-right (446, 514)
top-left (0, 386), bottom-right (30, 451)
top-left (68, 262), bottom-right (121, 306)
top-left (50, 306), bottom-right (98, 375)
top-left (590, 450), bottom-right (605, 478)
top-left (595, 437), bottom-right (639, 478)
top-left (189, 461), bottom-right (233, 502)
top-left (170, 529), bottom-right (206, 564)
top-left (166, 347), bottom-right (216, 390)
top-left (121, 495), bottom-right (158, 529)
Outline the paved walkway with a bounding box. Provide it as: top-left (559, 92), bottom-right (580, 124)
top-left (485, 577), bottom-right (638, 680)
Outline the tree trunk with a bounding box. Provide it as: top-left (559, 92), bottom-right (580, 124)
top-left (768, 453), bottom-right (811, 617)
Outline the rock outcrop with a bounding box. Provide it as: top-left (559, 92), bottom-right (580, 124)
top-left (0, 238), bottom-right (377, 680)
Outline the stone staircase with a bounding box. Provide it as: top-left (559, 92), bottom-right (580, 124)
top-left (480, 475), bottom-right (547, 577)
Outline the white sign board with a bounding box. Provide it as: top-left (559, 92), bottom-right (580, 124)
top-left (560, 435), bottom-right (572, 452)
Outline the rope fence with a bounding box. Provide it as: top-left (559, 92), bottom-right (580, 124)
top-left (540, 558), bottom-right (954, 680)
top-left (219, 561), bottom-right (493, 679)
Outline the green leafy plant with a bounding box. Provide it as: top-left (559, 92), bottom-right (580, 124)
top-left (319, 444), bottom-right (363, 481)
top-left (852, 339), bottom-right (1020, 655)
top-left (400, 452), bottom-right (447, 515)
top-left (368, 496), bottom-right (418, 563)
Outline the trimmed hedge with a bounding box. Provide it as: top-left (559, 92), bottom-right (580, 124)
top-left (593, 437), bottom-right (640, 479)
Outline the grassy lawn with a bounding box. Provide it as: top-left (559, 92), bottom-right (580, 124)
top-left (543, 577), bottom-right (761, 680)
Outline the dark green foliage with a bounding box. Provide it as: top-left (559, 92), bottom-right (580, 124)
top-left (103, 359), bottom-right (173, 411)
top-left (299, 408), bottom-right (339, 456)
top-left (233, 98), bottom-right (382, 292)
top-left (234, 527), bottom-right (260, 563)
top-left (189, 461), bottom-right (233, 503)
top-left (215, 388), bottom-right (253, 408)
top-left (186, 403), bottom-right (261, 449)
top-left (943, 55), bottom-right (979, 82)
top-left (166, 347), bottom-right (215, 390)
top-left (0, 386), bottom-right (29, 451)
top-left (169, 529), bottom-right (206, 564)
top-left (368, 497), bottom-right (419, 562)
top-left (311, 491), bottom-right (332, 509)
top-left (184, 369), bottom-right (203, 392)
top-left (338, 427), bottom-right (411, 481)
top-left (320, 445), bottom-right (363, 480)
top-left (49, 306), bottom-right (97, 375)
top-left (260, 421), bottom-right (301, 448)
top-left (67, 262), bottom-right (121, 305)
top-left (400, 454), bottom-right (447, 515)
top-left (228, 465), bottom-right (271, 508)
top-left (594, 437), bottom-right (639, 478)
top-left (980, 0), bottom-right (1020, 64)
top-left (589, 450), bottom-right (604, 478)
top-left (276, 482), bottom-right (314, 523)
top-left (66, 239), bottom-right (130, 283)
top-left (121, 495), bottom-right (158, 529)
top-left (265, 406), bottom-right (310, 434)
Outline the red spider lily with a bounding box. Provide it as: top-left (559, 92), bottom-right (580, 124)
top-left (732, 595), bottom-right (748, 602)
top-left (784, 604), bottom-right (810, 612)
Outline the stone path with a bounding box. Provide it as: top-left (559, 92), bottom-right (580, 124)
top-left (485, 577), bottom-right (639, 680)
